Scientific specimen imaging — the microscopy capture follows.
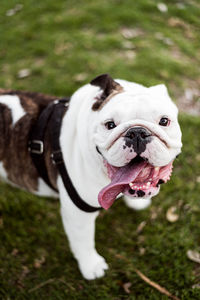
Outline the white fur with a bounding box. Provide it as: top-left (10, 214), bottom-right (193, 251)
top-left (0, 162), bottom-right (7, 179)
top-left (124, 196), bottom-right (152, 210)
top-left (0, 95), bottom-right (26, 125)
top-left (57, 79), bottom-right (182, 279)
top-left (35, 179), bottom-right (58, 198)
top-left (58, 176), bottom-right (108, 280)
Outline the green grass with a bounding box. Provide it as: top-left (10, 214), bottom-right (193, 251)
top-left (0, 0), bottom-right (200, 299)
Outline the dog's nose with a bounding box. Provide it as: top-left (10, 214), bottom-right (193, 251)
top-left (124, 127), bottom-right (151, 154)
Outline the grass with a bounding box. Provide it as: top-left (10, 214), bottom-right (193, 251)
top-left (0, 0), bottom-right (200, 299)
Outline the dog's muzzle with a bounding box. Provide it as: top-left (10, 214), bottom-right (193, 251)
top-left (124, 127), bottom-right (152, 154)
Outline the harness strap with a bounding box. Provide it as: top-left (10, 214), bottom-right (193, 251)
top-left (29, 99), bottom-right (102, 213)
top-left (29, 101), bottom-right (58, 191)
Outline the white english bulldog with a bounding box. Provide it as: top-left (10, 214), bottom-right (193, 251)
top-left (0, 74), bottom-right (182, 280)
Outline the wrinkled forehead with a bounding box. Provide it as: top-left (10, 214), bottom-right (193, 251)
top-left (99, 91), bottom-right (178, 121)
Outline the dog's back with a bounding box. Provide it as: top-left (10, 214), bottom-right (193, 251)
top-left (0, 90), bottom-right (57, 191)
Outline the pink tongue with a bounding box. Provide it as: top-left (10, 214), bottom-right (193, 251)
top-left (98, 161), bottom-right (147, 209)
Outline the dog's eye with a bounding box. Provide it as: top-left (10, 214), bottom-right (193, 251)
top-left (105, 121), bottom-right (116, 130)
top-left (159, 117), bottom-right (170, 127)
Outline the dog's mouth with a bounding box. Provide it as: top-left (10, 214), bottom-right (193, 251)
top-left (98, 156), bottom-right (173, 209)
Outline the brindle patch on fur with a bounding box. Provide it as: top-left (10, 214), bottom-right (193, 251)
top-left (0, 104), bottom-right (12, 161)
top-left (0, 90), bottom-right (57, 116)
top-left (0, 89), bottom-right (60, 192)
top-left (92, 85), bottom-right (123, 111)
top-left (90, 74), bottom-right (124, 111)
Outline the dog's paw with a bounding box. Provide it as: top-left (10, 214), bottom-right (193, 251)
top-left (124, 196), bottom-right (152, 210)
top-left (79, 253), bottom-right (108, 280)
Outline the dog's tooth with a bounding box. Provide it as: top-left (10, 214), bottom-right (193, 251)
top-left (129, 183), bottom-right (133, 188)
top-left (147, 182), bottom-right (151, 187)
top-left (153, 167), bottom-right (160, 180)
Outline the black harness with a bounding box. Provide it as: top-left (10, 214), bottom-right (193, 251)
top-left (28, 98), bottom-right (102, 213)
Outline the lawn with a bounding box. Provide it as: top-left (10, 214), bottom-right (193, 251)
top-left (0, 0), bottom-right (200, 299)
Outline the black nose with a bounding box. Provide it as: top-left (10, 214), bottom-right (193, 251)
top-left (124, 127), bottom-right (151, 154)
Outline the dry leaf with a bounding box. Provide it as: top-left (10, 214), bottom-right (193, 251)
top-left (6, 9), bottom-right (16, 16)
top-left (136, 221), bottom-right (146, 234)
top-left (115, 253), bottom-right (126, 260)
top-left (177, 200), bottom-right (183, 208)
top-left (168, 17), bottom-right (187, 29)
top-left (187, 250), bottom-right (200, 264)
top-left (22, 265), bottom-right (29, 276)
top-left (155, 32), bottom-right (174, 46)
top-left (124, 50), bottom-right (136, 60)
top-left (17, 265), bottom-right (30, 288)
top-left (151, 210), bottom-right (158, 220)
top-left (74, 73), bottom-right (87, 82)
top-left (183, 204), bottom-right (190, 211)
top-left (166, 206), bottom-right (179, 222)
top-left (122, 41), bottom-right (136, 49)
top-left (18, 69), bottom-right (31, 78)
top-left (176, 3), bottom-right (185, 10)
top-left (157, 3), bottom-right (168, 13)
top-left (34, 256), bottom-right (46, 268)
top-left (6, 4), bottom-right (23, 16)
top-left (139, 247), bottom-right (146, 256)
top-left (55, 42), bottom-right (72, 55)
top-left (150, 207), bottom-right (162, 220)
top-left (123, 282), bottom-right (132, 294)
top-left (192, 283), bottom-right (200, 289)
top-left (137, 235), bottom-right (145, 244)
top-left (196, 176), bottom-right (200, 183)
top-left (121, 27), bottom-right (144, 39)
top-left (11, 248), bottom-right (19, 256)
top-left (168, 18), bottom-right (194, 38)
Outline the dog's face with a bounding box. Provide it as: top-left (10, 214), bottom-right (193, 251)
top-left (88, 74), bottom-right (182, 209)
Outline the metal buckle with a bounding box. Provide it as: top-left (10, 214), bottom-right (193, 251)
top-left (51, 150), bottom-right (63, 165)
top-left (53, 99), bottom-right (59, 105)
top-left (28, 140), bottom-right (44, 154)
top-left (54, 99), bottom-right (69, 108)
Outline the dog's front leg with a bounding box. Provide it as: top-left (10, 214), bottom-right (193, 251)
top-left (58, 178), bottom-right (108, 280)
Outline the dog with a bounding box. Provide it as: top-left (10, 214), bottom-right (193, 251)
top-left (0, 74), bottom-right (182, 280)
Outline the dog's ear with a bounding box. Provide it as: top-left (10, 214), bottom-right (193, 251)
top-left (90, 74), bottom-right (122, 110)
top-left (149, 84), bottom-right (170, 98)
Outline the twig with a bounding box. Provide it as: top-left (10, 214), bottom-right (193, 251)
top-left (134, 268), bottom-right (180, 300)
top-left (115, 253), bottom-right (180, 299)
top-left (28, 278), bottom-right (55, 293)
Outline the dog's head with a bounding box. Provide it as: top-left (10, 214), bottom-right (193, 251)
top-left (89, 74), bottom-right (182, 209)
